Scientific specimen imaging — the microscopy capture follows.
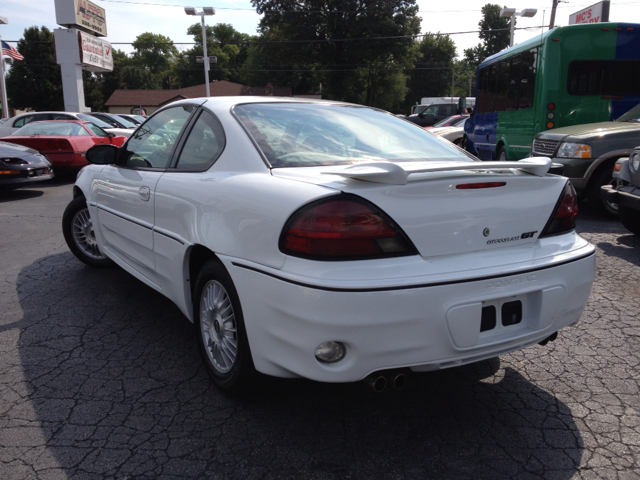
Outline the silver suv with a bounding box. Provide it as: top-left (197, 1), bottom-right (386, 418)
top-left (601, 147), bottom-right (640, 235)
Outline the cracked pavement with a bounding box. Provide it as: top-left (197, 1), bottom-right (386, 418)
top-left (0, 180), bottom-right (639, 479)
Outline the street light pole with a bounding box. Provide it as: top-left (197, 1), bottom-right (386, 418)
top-left (500, 8), bottom-right (537, 47)
top-left (185, 7), bottom-right (215, 97)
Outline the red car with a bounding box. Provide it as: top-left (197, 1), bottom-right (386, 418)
top-left (424, 114), bottom-right (469, 130)
top-left (0, 120), bottom-right (127, 170)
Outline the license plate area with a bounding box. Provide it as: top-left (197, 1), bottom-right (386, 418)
top-left (480, 295), bottom-right (526, 336)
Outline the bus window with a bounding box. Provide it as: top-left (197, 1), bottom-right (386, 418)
top-left (519, 49), bottom-right (537, 109)
top-left (492, 59), bottom-right (511, 112)
top-left (507, 55), bottom-right (522, 110)
top-left (568, 60), bottom-right (640, 96)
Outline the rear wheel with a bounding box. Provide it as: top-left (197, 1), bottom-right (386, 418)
top-left (587, 166), bottom-right (618, 218)
top-left (619, 206), bottom-right (640, 235)
top-left (498, 146), bottom-right (507, 161)
top-left (62, 196), bottom-right (113, 267)
top-left (194, 260), bottom-right (262, 393)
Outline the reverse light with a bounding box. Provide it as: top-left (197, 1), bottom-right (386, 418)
top-left (279, 194), bottom-right (417, 260)
top-left (557, 142), bottom-right (591, 159)
top-left (540, 182), bottom-right (578, 237)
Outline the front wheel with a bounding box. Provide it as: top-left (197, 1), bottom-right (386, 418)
top-left (498, 146), bottom-right (507, 161)
top-left (194, 260), bottom-right (262, 393)
top-left (619, 206), bottom-right (640, 235)
top-left (587, 166), bottom-right (618, 218)
top-left (62, 196), bottom-right (113, 267)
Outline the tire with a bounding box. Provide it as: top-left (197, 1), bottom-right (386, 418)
top-left (498, 146), bottom-right (507, 161)
top-left (587, 166), bottom-right (618, 218)
top-left (459, 135), bottom-right (468, 151)
top-left (619, 206), bottom-right (640, 235)
top-left (193, 260), bottom-right (262, 394)
top-left (62, 196), bottom-right (113, 267)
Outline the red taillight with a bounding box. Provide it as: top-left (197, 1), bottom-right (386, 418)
top-left (58, 139), bottom-right (72, 150)
top-left (540, 182), bottom-right (578, 237)
top-left (279, 195), bottom-right (417, 260)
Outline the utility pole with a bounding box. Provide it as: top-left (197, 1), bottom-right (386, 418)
top-left (549, 0), bottom-right (559, 29)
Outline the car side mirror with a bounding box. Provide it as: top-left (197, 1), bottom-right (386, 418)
top-left (107, 132), bottom-right (115, 138)
top-left (86, 144), bottom-right (119, 165)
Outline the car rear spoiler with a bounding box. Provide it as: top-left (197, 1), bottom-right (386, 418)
top-left (321, 157), bottom-right (553, 185)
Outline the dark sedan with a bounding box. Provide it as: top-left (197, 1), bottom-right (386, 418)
top-left (0, 142), bottom-right (54, 191)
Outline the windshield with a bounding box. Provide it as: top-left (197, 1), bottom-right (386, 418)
top-left (12, 122), bottom-right (89, 136)
top-left (617, 103), bottom-right (640, 123)
top-left (233, 103), bottom-right (470, 168)
top-left (77, 113), bottom-right (114, 129)
top-left (111, 115), bottom-right (138, 128)
top-left (433, 116), bottom-right (458, 127)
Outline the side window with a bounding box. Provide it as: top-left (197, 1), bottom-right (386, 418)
top-left (519, 49), bottom-right (537, 109)
top-left (506, 55), bottom-right (522, 111)
top-left (424, 106), bottom-right (438, 116)
top-left (175, 111), bottom-right (226, 171)
top-left (86, 123), bottom-right (110, 137)
top-left (122, 105), bottom-right (195, 169)
top-left (13, 115), bottom-right (35, 128)
top-left (440, 105), bottom-right (456, 116)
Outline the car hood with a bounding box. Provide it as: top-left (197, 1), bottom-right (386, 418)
top-left (537, 121), bottom-right (640, 141)
top-left (271, 159), bottom-right (566, 259)
top-left (430, 126), bottom-right (463, 136)
top-left (0, 140), bottom-right (42, 157)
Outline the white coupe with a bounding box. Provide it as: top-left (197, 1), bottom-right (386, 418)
top-left (62, 97), bottom-right (595, 393)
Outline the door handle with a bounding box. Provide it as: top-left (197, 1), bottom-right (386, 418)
top-left (138, 186), bottom-right (150, 201)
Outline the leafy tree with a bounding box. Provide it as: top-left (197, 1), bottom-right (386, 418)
top-left (248, 0), bottom-right (422, 110)
top-left (175, 23), bottom-right (253, 88)
top-left (5, 26), bottom-right (64, 111)
top-left (463, 3), bottom-right (512, 70)
top-left (130, 32), bottom-right (178, 75)
top-left (403, 34), bottom-right (457, 113)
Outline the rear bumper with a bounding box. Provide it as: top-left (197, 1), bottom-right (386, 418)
top-left (224, 244), bottom-right (595, 382)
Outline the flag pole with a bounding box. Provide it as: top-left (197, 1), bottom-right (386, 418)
top-left (0, 35), bottom-right (9, 119)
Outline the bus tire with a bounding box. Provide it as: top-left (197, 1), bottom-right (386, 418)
top-left (498, 146), bottom-right (507, 161)
top-left (587, 165), bottom-right (618, 219)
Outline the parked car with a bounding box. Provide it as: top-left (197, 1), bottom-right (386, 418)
top-left (0, 141), bottom-right (54, 191)
top-left (85, 112), bottom-right (138, 130)
top-left (1, 121), bottom-right (126, 170)
top-left (116, 114), bottom-right (145, 125)
top-left (404, 103), bottom-right (461, 127)
top-left (62, 96), bottom-right (595, 394)
top-left (0, 111), bottom-right (133, 138)
top-left (601, 147), bottom-right (640, 234)
top-left (425, 114), bottom-right (469, 130)
top-left (428, 125), bottom-right (466, 145)
top-left (530, 103), bottom-right (640, 217)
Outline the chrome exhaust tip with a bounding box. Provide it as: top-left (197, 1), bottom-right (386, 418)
top-left (392, 373), bottom-right (407, 390)
top-left (365, 374), bottom-right (388, 393)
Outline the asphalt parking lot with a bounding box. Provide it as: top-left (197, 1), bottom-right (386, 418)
top-left (1, 179), bottom-right (639, 480)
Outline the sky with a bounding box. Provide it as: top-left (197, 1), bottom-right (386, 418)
top-left (1, 0), bottom-right (640, 59)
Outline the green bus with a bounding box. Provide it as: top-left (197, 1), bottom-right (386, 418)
top-left (463, 22), bottom-right (640, 160)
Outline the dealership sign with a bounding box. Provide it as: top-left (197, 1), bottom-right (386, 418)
top-left (569, 1), bottom-right (608, 25)
top-left (78, 30), bottom-right (113, 71)
top-left (55, 0), bottom-right (107, 36)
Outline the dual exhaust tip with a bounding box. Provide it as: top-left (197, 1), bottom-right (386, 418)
top-left (365, 371), bottom-right (408, 393)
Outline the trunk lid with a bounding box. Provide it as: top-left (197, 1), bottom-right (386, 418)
top-left (272, 163), bottom-right (566, 258)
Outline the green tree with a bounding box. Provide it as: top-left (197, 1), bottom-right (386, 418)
top-left (403, 34), bottom-right (457, 113)
top-left (175, 23), bottom-right (253, 88)
top-left (463, 4), bottom-right (512, 70)
top-left (248, 0), bottom-right (422, 110)
top-left (5, 26), bottom-right (64, 111)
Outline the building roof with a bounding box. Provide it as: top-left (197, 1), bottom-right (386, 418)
top-left (105, 80), bottom-right (292, 107)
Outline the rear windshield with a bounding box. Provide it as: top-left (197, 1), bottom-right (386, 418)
top-left (12, 122), bottom-right (89, 136)
top-left (233, 103), bottom-right (470, 168)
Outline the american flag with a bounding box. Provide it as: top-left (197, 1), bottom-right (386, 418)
top-left (139, 105), bottom-right (146, 116)
top-left (1, 41), bottom-right (23, 61)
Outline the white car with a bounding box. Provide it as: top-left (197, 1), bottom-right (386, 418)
top-left (62, 97), bottom-right (595, 393)
top-left (0, 112), bottom-right (133, 138)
